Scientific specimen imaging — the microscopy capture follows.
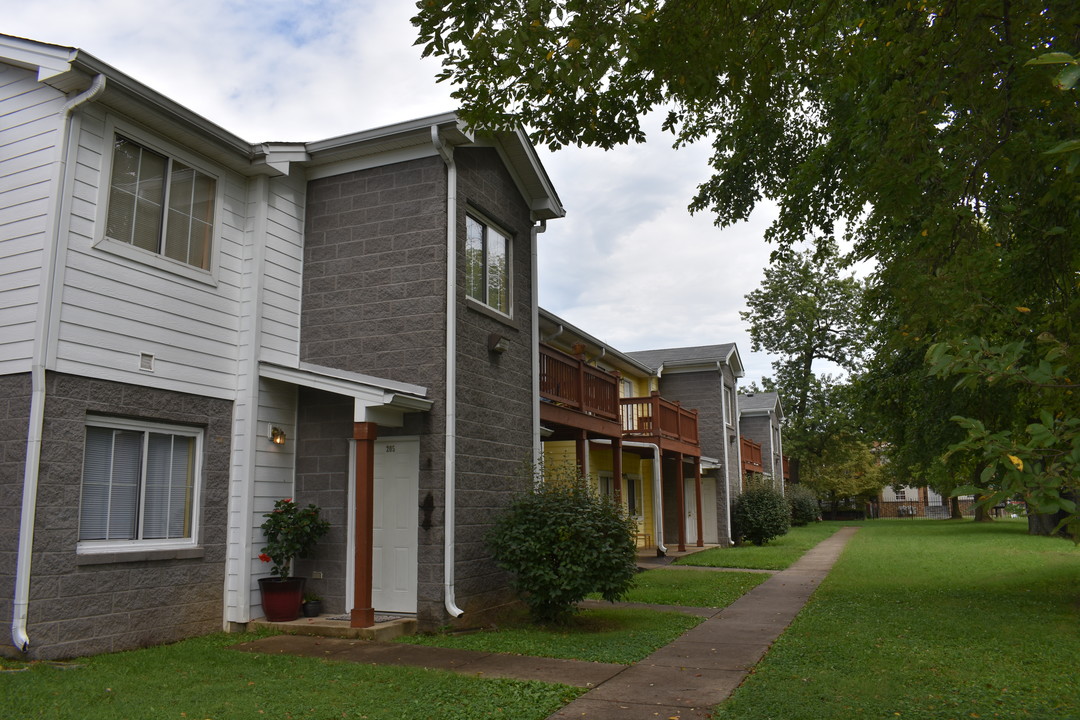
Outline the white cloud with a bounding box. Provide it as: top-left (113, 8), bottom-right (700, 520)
top-left (6, 1), bottom-right (782, 387)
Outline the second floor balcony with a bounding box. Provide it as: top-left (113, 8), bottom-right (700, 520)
top-left (539, 343), bottom-right (699, 452)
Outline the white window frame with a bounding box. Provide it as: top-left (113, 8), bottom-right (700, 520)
top-left (77, 416), bottom-right (203, 555)
top-left (465, 211), bottom-right (512, 317)
top-left (95, 117), bottom-right (222, 285)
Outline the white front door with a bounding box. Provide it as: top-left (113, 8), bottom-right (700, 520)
top-left (347, 437), bottom-right (419, 614)
top-left (373, 438), bottom-right (419, 613)
top-left (685, 477), bottom-right (698, 544)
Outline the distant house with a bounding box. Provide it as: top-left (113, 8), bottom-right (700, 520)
top-left (738, 391), bottom-right (787, 487)
top-left (1, 34), bottom-right (563, 659)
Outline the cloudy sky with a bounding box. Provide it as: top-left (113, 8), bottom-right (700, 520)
top-left (7, 0), bottom-right (785, 386)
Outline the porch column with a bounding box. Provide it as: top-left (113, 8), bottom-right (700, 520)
top-left (694, 456), bottom-right (704, 547)
top-left (351, 421), bottom-right (377, 628)
top-left (612, 436), bottom-right (623, 504)
top-left (575, 430), bottom-right (587, 478)
top-left (675, 451), bottom-right (686, 552)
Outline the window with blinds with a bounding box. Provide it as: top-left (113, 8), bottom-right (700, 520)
top-left (78, 418), bottom-right (201, 549)
top-left (104, 134), bottom-right (216, 271)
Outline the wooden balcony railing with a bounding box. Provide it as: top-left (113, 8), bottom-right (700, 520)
top-left (741, 436), bottom-right (764, 474)
top-left (621, 392), bottom-right (699, 446)
top-left (539, 344), bottom-right (619, 421)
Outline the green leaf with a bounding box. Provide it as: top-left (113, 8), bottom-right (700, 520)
top-left (1025, 52), bottom-right (1077, 66)
top-left (1044, 139), bottom-right (1080, 155)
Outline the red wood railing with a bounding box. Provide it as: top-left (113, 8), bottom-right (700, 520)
top-left (782, 455), bottom-right (791, 480)
top-left (539, 344), bottom-right (619, 421)
top-left (741, 436), bottom-right (764, 474)
top-left (621, 392), bottom-right (699, 446)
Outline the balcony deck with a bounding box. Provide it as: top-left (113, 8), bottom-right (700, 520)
top-left (539, 343), bottom-right (699, 454)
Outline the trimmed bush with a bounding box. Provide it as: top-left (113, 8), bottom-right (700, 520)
top-left (487, 471), bottom-right (638, 623)
top-left (733, 485), bottom-right (791, 546)
top-left (788, 484), bottom-right (821, 526)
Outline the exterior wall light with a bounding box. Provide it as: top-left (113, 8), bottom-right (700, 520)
top-left (269, 426), bottom-right (287, 446)
top-left (488, 333), bottom-right (510, 354)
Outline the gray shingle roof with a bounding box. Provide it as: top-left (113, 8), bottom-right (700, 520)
top-left (626, 344), bottom-right (737, 372)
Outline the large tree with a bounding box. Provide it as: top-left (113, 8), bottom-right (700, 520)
top-left (414, 1), bottom-right (1080, 533)
top-left (741, 243), bottom-right (866, 483)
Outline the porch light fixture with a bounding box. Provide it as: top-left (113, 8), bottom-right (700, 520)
top-left (269, 426), bottom-right (287, 446)
top-left (488, 333), bottom-right (510, 354)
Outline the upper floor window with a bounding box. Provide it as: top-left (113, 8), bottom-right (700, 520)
top-left (465, 214), bottom-right (510, 315)
top-left (105, 135), bottom-right (216, 271)
top-left (78, 417), bottom-right (202, 552)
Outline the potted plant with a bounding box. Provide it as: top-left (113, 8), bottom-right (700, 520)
top-left (302, 592), bottom-right (323, 618)
top-left (257, 497), bottom-right (330, 622)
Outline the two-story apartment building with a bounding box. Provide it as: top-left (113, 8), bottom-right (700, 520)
top-left (626, 345), bottom-right (746, 546)
top-left (738, 391), bottom-right (787, 488)
top-left (1, 34), bottom-right (563, 659)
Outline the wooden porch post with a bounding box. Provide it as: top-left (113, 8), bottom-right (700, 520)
top-left (612, 436), bottom-right (622, 504)
top-left (575, 430), bottom-right (587, 477)
top-left (675, 451), bottom-right (686, 552)
top-left (694, 456), bottom-right (704, 547)
top-left (351, 421), bottom-right (377, 628)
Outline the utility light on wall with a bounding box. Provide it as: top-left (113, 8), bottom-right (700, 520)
top-left (268, 425), bottom-right (287, 446)
top-left (488, 333), bottom-right (510, 354)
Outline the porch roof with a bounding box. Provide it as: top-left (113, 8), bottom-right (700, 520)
top-left (259, 362), bottom-right (433, 422)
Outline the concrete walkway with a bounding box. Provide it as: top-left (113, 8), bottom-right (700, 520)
top-left (233, 526), bottom-right (859, 719)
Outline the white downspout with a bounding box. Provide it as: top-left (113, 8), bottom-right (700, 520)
top-left (432, 126), bottom-right (464, 618)
top-left (590, 439), bottom-right (666, 555)
top-left (531, 220), bottom-right (546, 465)
top-left (722, 375), bottom-right (735, 546)
top-left (12, 74), bottom-right (107, 653)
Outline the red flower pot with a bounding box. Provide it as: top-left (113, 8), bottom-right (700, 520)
top-left (258, 577), bottom-right (305, 622)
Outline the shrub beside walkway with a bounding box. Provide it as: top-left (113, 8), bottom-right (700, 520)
top-left (236, 527), bottom-right (859, 719)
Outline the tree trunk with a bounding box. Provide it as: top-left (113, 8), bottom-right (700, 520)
top-left (950, 495), bottom-right (962, 520)
top-left (1027, 512), bottom-right (1064, 536)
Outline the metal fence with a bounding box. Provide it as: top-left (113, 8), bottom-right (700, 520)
top-left (869, 499), bottom-right (977, 519)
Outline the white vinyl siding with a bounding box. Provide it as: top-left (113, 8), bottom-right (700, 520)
top-left (259, 173), bottom-right (306, 363)
top-left (78, 417), bottom-right (202, 552)
top-left (0, 62), bottom-right (65, 374)
top-left (52, 108), bottom-right (247, 399)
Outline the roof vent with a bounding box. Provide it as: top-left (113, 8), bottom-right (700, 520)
top-left (139, 353), bottom-right (155, 372)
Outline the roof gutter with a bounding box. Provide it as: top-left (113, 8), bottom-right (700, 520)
top-left (432, 125), bottom-right (464, 619)
top-left (12, 73), bottom-right (106, 654)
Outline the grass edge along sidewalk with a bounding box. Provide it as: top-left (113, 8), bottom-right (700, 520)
top-left (712, 518), bottom-right (1080, 720)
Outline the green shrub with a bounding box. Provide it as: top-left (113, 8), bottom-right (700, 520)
top-left (487, 469), bottom-right (638, 623)
top-left (733, 485), bottom-right (791, 546)
top-left (787, 484), bottom-right (821, 526)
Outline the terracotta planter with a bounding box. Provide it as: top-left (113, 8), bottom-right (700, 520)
top-left (258, 577), bottom-right (305, 622)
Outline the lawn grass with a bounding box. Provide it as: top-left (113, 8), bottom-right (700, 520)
top-left (0, 631), bottom-right (583, 719)
top-left (611, 567), bottom-right (770, 607)
top-left (713, 518), bottom-right (1080, 720)
top-left (398, 607), bottom-right (702, 664)
top-left (676, 520), bottom-right (849, 570)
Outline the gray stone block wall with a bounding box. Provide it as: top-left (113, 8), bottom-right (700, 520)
top-left (298, 148), bottom-right (535, 628)
top-left (0, 372), bottom-right (231, 659)
top-left (740, 414), bottom-right (779, 478)
top-left (0, 373), bottom-right (32, 653)
top-left (656, 369), bottom-right (741, 544)
top-left (448, 147), bottom-right (535, 622)
top-left (291, 388), bottom-right (351, 614)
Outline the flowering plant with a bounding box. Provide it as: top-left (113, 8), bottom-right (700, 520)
top-left (259, 498), bottom-right (331, 579)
